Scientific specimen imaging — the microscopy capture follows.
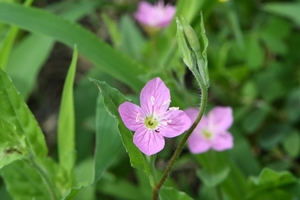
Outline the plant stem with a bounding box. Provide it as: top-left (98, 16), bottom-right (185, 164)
top-left (148, 154), bottom-right (158, 187)
top-left (152, 87), bottom-right (208, 200)
top-left (29, 157), bottom-right (59, 200)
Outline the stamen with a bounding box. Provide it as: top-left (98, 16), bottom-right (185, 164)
top-left (162, 99), bottom-right (171, 107)
top-left (136, 113), bottom-right (141, 122)
top-left (169, 107), bottom-right (179, 110)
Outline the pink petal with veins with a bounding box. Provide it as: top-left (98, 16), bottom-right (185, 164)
top-left (140, 77), bottom-right (170, 114)
top-left (118, 102), bottom-right (144, 131)
top-left (133, 127), bottom-right (165, 156)
top-left (159, 110), bottom-right (191, 138)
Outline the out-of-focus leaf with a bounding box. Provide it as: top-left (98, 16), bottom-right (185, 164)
top-left (90, 79), bottom-right (150, 176)
top-left (263, 3), bottom-right (300, 27)
top-left (246, 168), bottom-right (296, 199)
top-left (73, 158), bottom-right (95, 200)
top-left (241, 106), bottom-right (270, 134)
top-left (196, 150), bottom-right (247, 199)
top-left (159, 186), bottom-right (193, 200)
top-left (197, 167), bottom-right (230, 188)
top-left (228, 129), bottom-right (261, 176)
top-left (57, 46), bottom-right (77, 179)
top-left (97, 174), bottom-right (147, 200)
top-left (285, 89), bottom-right (300, 122)
top-left (244, 35), bottom-right (264, 70)
top-left (0, 185), bottom-right (12, 200)
top-left (120, 15), bottom-right (145, 59)
top-left (258, 124), bottom-right (291, 150)
top-left (241, 81), bottom-right (258, 102)
top-left (247, 189), bottom-right (292, 200)
top-left (101, 13), bottom-right (121, 47)
top-left (6, 0), bottom-right (97, 100)
top-left (6, 34), bottom-right (54, 100)
top-left (260, 17), bottom-right (290, 55)
top-left (282, 130), bottom-right (300, 158)
top-left (0, 2), bottom-right (147, 92)
top-left (94, 94), bottom-right (123, 183)
top-left (0, 68), bottom-right (47, 160)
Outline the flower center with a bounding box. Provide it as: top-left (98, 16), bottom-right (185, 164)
top-left (144, 115), bottom-right (159, 130)
top-left (202, 129), bottom-right (213, 139)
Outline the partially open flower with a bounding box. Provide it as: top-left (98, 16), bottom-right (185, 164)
top-left (185, 107), bottom-right (234, 154)
top-left (134, 1), bottom-right (176, 29)
top-left (118, 77), bottom-right (191, 156)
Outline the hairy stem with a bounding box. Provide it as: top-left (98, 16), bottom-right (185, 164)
top-left (152, 87), bottom-right (208, 199)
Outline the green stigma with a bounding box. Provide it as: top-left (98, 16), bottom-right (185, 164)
top-left (202, 129), bottom-right (213, 139)
top-left (144, 115), bottom-right (159, 130)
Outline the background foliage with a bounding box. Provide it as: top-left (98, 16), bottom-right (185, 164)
top-left (0, 0), bottom-right (299, 199)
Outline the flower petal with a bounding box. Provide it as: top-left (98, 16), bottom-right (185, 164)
top-left (140, 77), bottom-right (170, 114)
top-left (187, 128), bottom-right (211, 154)
top-left (118, 102), bottom-right (144, 131)
top-left (134, 1), bottom-right (153, 26)
top-left (159, 110), bottom-right (191, 138)
top-left (211, 131), bottom-right (233, 151)
top-left (156, 4), bottom-right (176, 27)
top-left (208, 107), bottom-right (233, 132)
top-left (133, 127), bottom-right (165, 156)
top-left (185, 108), bottom-right (209, 131)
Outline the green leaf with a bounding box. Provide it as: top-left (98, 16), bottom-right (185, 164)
top-left (120, 15), bottom-right (145, 59)
top-left (57, 46), bottom-right (77, 178)
top-left (97, 175), bottom-right (147, 200)
top-left (5, 0), bottom-right (96, 100)
top-left (0, 118), bottom-right (26, 168)
top-left (247, 168), bottom-right (297, 199)
top-left (0, 2), bottom-right (146, 92)
top-left (263, 3), bottom-right (300, 27)
top-left (241, 106), bottom-right (270, 134)
top-left (6, 34), bottom-right (54, 100)
top-left (1, 160), bottom-right (51, 200)
top-left (282, 130), bottom-right (300, 158)
top-left (159, 186), bottom-right (193, 200)
top-left (90, 79), bottom-right (150, 176)
top-left (101, 13), bottom-right (121, 47)
top-left (285, 89), bottom-right (300, 122)
top-left (196, 166), bottom-right (230, 188)
top-left (0, 68), bottom-right (47, 160)
top-left (94, 94), bottom-right (123, 183)
top-left (244, 35), bottom-right (264, 70)
top-left (258, 124), bottom-right (291, 150)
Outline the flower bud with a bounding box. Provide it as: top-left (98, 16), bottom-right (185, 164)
top-left (176, 18), bottom-right (195, 70)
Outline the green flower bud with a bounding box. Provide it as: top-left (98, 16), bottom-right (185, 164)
top-left (180, 16), bottom-right (201, 53)
top-left (176, 14), bottom-right (210, 88)
top-left (176, 18), bottom-right (195, 70)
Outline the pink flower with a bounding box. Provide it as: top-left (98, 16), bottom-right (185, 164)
top-left (118, 77), bottom-right (191, 156)
top-left (185, 107), bottom-right (234, 154)
top-left (134, 0), bottom-right (176, 28)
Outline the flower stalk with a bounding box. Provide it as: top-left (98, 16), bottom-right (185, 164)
top-left (152, 14), bottom-right (210, 199)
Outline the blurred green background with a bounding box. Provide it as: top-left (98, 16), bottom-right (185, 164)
top-left (0, 0), bottom-right (299, 199)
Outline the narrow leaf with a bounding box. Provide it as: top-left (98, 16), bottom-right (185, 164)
top-left (0, 2), bottom-right (147, 92)
top-left (6, 34), bottom-right (54, 100)
top-left (57, 46), bottom-right (77, 177)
